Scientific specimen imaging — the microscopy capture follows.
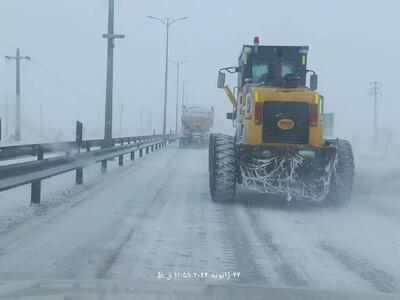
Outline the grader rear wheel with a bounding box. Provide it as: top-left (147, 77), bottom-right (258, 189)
top-left (325, 139), bottom-right (355, 206)
top-left (208, 134), bottom-right (236, 203)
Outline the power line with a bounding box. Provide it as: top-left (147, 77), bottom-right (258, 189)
top-left (30, 59), bottom-right (98, 103)
top-left (0, 44), bottom-right (16, 50)
top-left (24, 66), bottom-right (86, 106)
top-left (380, 95), bottom-right (400, 101)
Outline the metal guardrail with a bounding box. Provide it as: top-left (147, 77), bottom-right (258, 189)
top-left (0, 122), bottom-right (177, 204)
top-left (0, 135), bottom-right (167, 161)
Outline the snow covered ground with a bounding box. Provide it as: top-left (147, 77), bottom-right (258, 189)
top-left (0, 142), bottom-right (398, 294)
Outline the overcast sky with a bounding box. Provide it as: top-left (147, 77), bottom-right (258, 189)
top-left (0, 0), bottom-right (399, 147)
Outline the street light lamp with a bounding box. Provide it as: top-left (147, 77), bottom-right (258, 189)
top-left (147, 16), bottom-right (188, 134)
top-left (170, 59), bottom-right (189, 133)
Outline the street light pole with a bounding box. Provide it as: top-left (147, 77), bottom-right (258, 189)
top-left (170, 59), bottom-right (188, 133)
top-left (147, 16), bottom-right (188, 134)
top-left (101, 0), bottom-right (124, 172)
top-left (181, 80), bottom-right (192, 108)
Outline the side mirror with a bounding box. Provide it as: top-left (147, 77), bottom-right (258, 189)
top-left (217, 72), bottom-right (226, 89)
top-left (226, 112), bottom-right (234, 120)
top-left (310, 74), bottom-right (318, 91)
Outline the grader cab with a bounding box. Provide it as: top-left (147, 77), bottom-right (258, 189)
top-left (209, 37), bottom-right (354, 205)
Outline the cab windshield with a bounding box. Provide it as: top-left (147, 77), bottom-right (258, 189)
top-left (252, 57), bottom-right (299, 86)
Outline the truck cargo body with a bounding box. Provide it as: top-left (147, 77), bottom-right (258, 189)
top-left (180, 106), bottom-right (214, 147)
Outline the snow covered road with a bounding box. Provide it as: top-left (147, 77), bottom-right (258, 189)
top-left (0, 143), bottom-right (399, 294)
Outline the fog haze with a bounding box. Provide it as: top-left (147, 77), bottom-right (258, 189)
top-left (0, 0), bottom-right (399, 148)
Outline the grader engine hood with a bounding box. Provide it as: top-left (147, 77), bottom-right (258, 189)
top-left (242, 86), bottom-right (324, 148)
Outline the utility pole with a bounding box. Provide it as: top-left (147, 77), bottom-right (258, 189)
top-left (102, 0), bottom-right (124, 146)
top-left (147, 16), bottom-right (188, 134)
top-left (118, 102), bottom-right (125, 135)
top-left (184, 91), bottom-right (189, 106)
top-left (370, 81), bottom-right (382, 146)
top-left (5, 94), bottom-right (9, 139)
top-left (182, 81), bottom-right (188, 108)
top-left (96, 110), bottom-right (101, 136)
top-left (5, 48), bottom-right (30, 141)
top-left (147, 111), bottom-right (152, 130)
top-left (140, 108), bottom-right (144, 131)
top-left (170, 59), bottom-right (188, 133)
top-left (40, 101), bottom-right (44, 137)
top-left (101, 0), bottom-right (124, 172)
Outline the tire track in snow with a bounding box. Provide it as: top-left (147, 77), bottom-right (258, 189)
top-left (94, 151), bottom-right (181, 279)
top-left (245, 208), bottom-right (309, 287)
top-left (319, 241), bottom-right (399, 293)
top-left (105, 148), bottom-right (237, 281)
top-left (217, 204), bottom-right (269, 284)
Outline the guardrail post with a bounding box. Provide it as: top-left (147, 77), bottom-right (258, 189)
top-left (151, 145), bottom-right (154, 152)
top-left (75, 121), bottom-right (83, 185)
top-left (101, 160), bottom-right (107, 173)
top-left (101, 139), bottom-right (108, 173)
top-left (139, 148), bottom-right (143, 158)
top-left (146, 146), bottom-right (149, 154)
top-left (130, 151), bottom-right (135, 160)
top-left (85, 141), bottom-right (91, 152)
top-left (119, 140), bottom-right (124, 166)
top-left (76, 167), bottom-right (83, 185)
top-left (31, 146), bottom-right (44, 205)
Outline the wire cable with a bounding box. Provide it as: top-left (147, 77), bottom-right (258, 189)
top-left (30, 59), bottom-right (99, 104)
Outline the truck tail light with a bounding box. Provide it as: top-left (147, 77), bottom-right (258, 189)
top-left (310, 104), bottom-right (318, 126)
top-left (255, 102), bottom-right (263, 125)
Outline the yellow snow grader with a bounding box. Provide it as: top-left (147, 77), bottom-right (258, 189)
top-left (209, 37), bottom-right (354, 205)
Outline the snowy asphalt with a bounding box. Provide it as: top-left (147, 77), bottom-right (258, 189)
top-left (0, 142), bottom-right (398, 294)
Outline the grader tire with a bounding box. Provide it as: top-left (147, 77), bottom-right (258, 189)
top-left (325, 139), bottom-right (355, 206)
top-left (209, 134), bottom-right (236, 203)
top-left (208, 134), bottom-right (216, 173)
